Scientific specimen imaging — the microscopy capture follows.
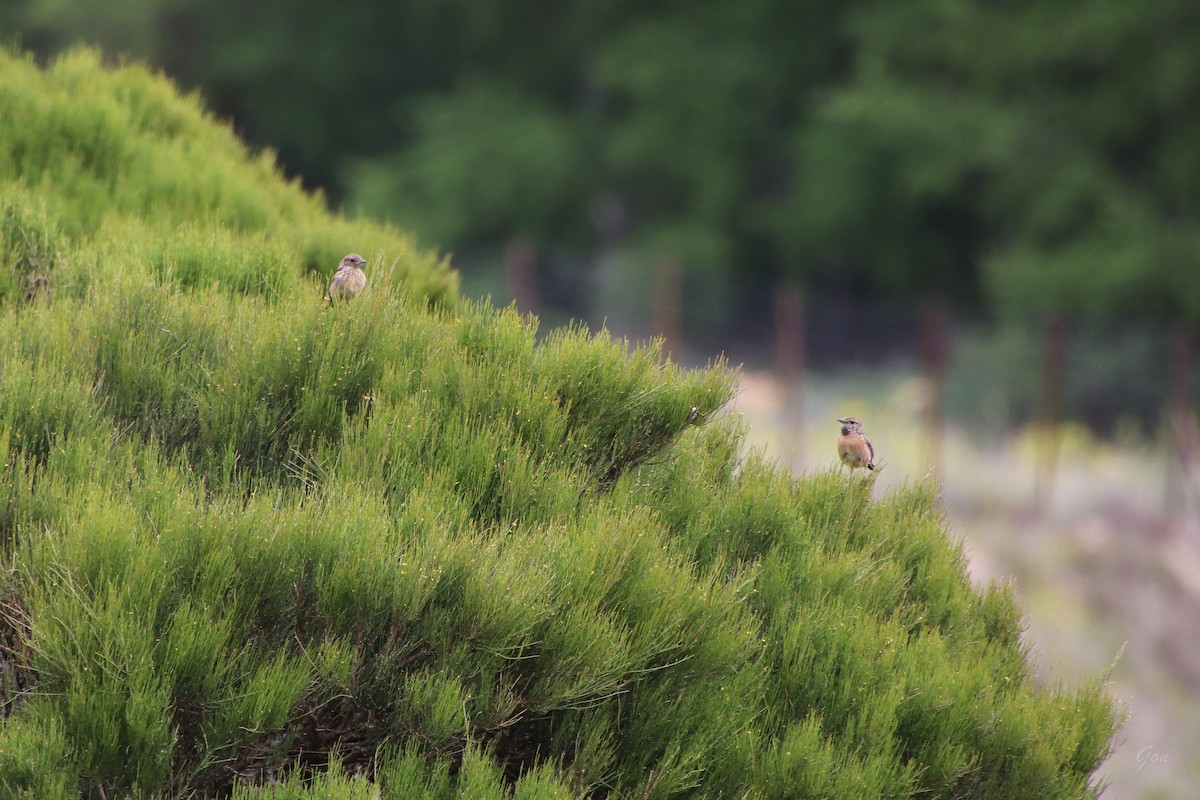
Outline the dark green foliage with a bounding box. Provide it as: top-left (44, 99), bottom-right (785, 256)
top-left (350, 84), bottom-right (590, 245)
top-left (0, 48), bottom-right (1117, 799)
top-left (789, 0), bottom-right (1200, 320)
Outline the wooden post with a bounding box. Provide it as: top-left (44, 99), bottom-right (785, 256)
top-left (918, 298), bottom-right (948, 476)
top-left (774, 280), bottom-right (805, 469)
top-left (1034, 313), bottom-right (1068, 516)
top-left (1167, 322), bottom-right (1197, 518)
top-left (504, 237), bottom-right (538, 313)
top-left (652, 258), bottom-right (683, 361)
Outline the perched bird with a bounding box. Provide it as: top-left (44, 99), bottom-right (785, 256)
top-left (327, 254), bottom-right (367, 303)
top-left (23, 272), bottom-right (50, 305)
top-left (836, 416), bottom-right (875, 472)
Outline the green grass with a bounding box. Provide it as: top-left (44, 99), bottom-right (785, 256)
top-left (0, 46), bottom-right (1117, 799)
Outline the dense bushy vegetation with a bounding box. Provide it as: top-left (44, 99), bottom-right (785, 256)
top-left (0, 49), bottom-right (1117, 798)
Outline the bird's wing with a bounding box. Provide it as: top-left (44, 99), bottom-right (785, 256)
top-left (865, 435), bottom-right (875, 462)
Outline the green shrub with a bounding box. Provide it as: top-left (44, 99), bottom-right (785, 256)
top-left (0, 45), bottom-right (1117, 800)
top-left (0, 712), bottom-right (76, 799)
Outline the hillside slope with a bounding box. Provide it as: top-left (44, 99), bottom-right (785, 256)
top-left (0, 48), bottom-right (1116, 799)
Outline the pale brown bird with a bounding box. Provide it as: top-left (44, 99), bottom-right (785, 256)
top-left (836, 416), bottom-right (875, 472)
top-left (327, 254), bottom-right (367, 303)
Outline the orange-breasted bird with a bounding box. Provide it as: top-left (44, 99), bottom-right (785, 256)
top-left (328, 253), bottom-right (367, 303)
top-left (836, 416), bottom-right (875, 472)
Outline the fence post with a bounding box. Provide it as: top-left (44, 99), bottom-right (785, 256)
top-left (1034, 313), bottom-right (1068, 516)
top-left (774, 280), bottom-right (805, 469)
top-left (919, 298), bottom-right (948, 476)
top-left (652, 258), bottom-right (683, 361)
top-left (1167, 322), bottom-right (1197, 521)
top-left (504, 237), bottom-right (538, 313)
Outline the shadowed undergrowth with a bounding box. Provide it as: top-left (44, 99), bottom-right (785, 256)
top-left (0, 46), bottom-right (1116, 800)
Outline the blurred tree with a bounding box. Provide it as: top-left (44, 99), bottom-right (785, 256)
top-left (794, 0), bottom-right (1200, 321)
top-left (348, 84), bottom-right (588, 247)
top-left (346, 82), bottom-right (590, 311)
top-left (593, 12), bottom-right (770, 339)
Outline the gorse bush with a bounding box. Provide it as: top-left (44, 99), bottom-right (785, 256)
top-left (0, 47), bottom-right (1117, 799)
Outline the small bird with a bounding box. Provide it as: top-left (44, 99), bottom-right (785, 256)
top-left (327, 254), bottom-right (367, 303)
top-left (23, 272), bottom-right (50, 305)
top-left (836, 416), bottom-right (875, 472)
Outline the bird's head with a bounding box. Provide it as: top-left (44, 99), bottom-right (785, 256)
top-left (340, 254), bottom-right (366, 270)
top-left (837, 417), bottom-right (863, 435)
